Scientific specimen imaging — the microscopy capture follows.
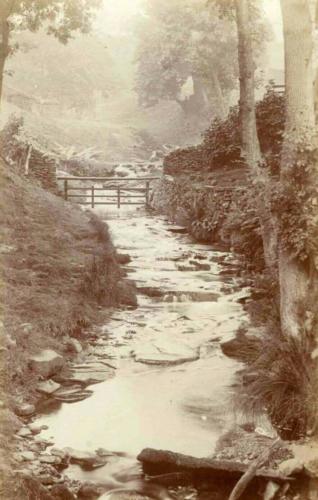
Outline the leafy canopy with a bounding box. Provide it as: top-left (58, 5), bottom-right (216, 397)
top-left (135, 0), bottom-right (238, 109)
top-left (2, 0), bottom-right (101, 44)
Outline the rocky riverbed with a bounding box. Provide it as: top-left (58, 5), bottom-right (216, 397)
top-left (8, 210), bottom-right (317, 499)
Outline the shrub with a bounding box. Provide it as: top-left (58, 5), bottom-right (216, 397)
top-left (163, 85), bottom-right (285, 176)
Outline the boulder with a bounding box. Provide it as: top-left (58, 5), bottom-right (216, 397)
top-left (36, 380), bottom-right (61, 395)
top-left (29, 350), bottom-right (65, 378)
top-left (15, 403), bottom-right (36, 417)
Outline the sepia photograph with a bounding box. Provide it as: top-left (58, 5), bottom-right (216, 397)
top-left (0, 0), bottom-right (318, 499)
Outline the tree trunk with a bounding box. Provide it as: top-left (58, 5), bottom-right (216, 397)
top-left (279, 0), bottom-right (316, 338)
top-left (0, 2), bottom-right (11, 107)
top-left (235, 0), bottom-right (278, 269)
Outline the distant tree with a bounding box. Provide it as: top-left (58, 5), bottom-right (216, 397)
top-left (0, 0), bottom-right (101, 106)
top-left (135, 0), bottom-right (239, 122)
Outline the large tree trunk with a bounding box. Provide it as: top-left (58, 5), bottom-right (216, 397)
top-left (0, 2), bottom-right (11, 107)
top-left (235, 0), bottom-right (278, 269)
top-left (279, 0), bottom-right (317, 338)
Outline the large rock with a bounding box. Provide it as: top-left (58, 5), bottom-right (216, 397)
top-left (133, 339), bottom-right (199, 366)
top-left (29, 350), bottom-right (65, 378)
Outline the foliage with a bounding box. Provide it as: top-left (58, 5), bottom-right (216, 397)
top-left (238, 331), bottom-right (317, 440)
top-left (164, 86), bottom-right (285, 175)
top-left (222, 187), bottom-right (265, 270)
top-left (202, 106), bottom-right (242, 170)
top-left (3, 0), bottom-right (101, 46)
top-left (256, 86), bottom-right (285, 175)
top-left (135, 0), bottom-right (238, 117)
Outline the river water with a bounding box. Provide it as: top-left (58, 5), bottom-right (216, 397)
top-left (37, 208), bottom-right (250, 489)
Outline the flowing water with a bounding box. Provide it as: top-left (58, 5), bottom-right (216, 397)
top-left (37, 208), bottom-right (251, 490)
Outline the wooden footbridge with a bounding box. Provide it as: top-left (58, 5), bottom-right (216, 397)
top-left (57, 176), bottom-right (160, 208)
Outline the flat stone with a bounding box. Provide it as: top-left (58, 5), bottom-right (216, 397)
top-left (56, 362), bottom-right (114, 386)
top-left (53, 385), bottom-right (93, 403)
top-left (134, 339), bottom-right (199, 366)
top-left (39, 454), bottom-right (62, 465)
top-left (36, 380), bottom-right (61, 395)
top-left (29, 350), bottom-right (65, 378)
top-left (17, 427), bottom-right (33, 438)
top-left (20, 451), bottom-right (36, 461)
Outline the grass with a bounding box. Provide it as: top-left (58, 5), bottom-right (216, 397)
top-left (0, 157), bottom-right (133, 497)
top-left (0, 158), bottom-right (125, 393)
top-left (237, 329), bottom-right (318, 440)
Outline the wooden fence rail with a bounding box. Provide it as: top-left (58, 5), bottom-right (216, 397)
top-left (57, 176), bottom-right (159, 209)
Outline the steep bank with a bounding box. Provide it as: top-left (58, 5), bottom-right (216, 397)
top-left (0, 159), bottom-right (136, 497)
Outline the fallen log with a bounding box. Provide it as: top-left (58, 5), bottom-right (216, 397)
top-left (137, 448), bottom-right (292, 485)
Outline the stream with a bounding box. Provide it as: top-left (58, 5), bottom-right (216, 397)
top-left (36, 208), bottom-right (251, 492)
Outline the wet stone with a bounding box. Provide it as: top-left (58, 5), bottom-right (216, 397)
top-left (17, 426), bottom-right (33, 438)
top-left (37, 380), bottom-right (61, 395)
top-left (29, 349), bottom-right (65, 378)
top-left (63, 447), bottom-right (110, 469)
top-left (15, 403), bottom-right (36, 417)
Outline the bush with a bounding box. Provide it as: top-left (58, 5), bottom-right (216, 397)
top-left (163, 85), bottom-right (285, 176)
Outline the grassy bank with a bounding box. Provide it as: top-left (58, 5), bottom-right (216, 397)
top-left (0, 158), bottom-right (135, 496)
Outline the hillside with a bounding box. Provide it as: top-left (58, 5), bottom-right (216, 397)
top-left (0, 159), bottom-right (135, 496)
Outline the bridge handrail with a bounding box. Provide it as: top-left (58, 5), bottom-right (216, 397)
top-left (56, 176), bottom-right (160, 181)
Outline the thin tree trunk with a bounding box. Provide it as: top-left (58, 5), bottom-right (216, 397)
top-left (279, 0), bottom-right (316, 338)
top-left (235, 0), bottom-right (278, 269)
top-left (0, 2), bottom-right (12, 108)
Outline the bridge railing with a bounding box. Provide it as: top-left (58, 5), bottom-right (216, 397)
top-left (56, 176), bottom-right (160, 208)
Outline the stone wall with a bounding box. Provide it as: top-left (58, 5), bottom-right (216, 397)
top-left (28, 149), bottom-right (58, 192)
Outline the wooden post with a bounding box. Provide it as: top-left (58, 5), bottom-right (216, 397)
top-left (145, 181), bottom-right (150, 208)
top-left (64, 179), bottom-right (68, 201)
top-left (91, 185), bottom-right (95, 208)
top-left (117, 186), bottom-right (121, 209)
